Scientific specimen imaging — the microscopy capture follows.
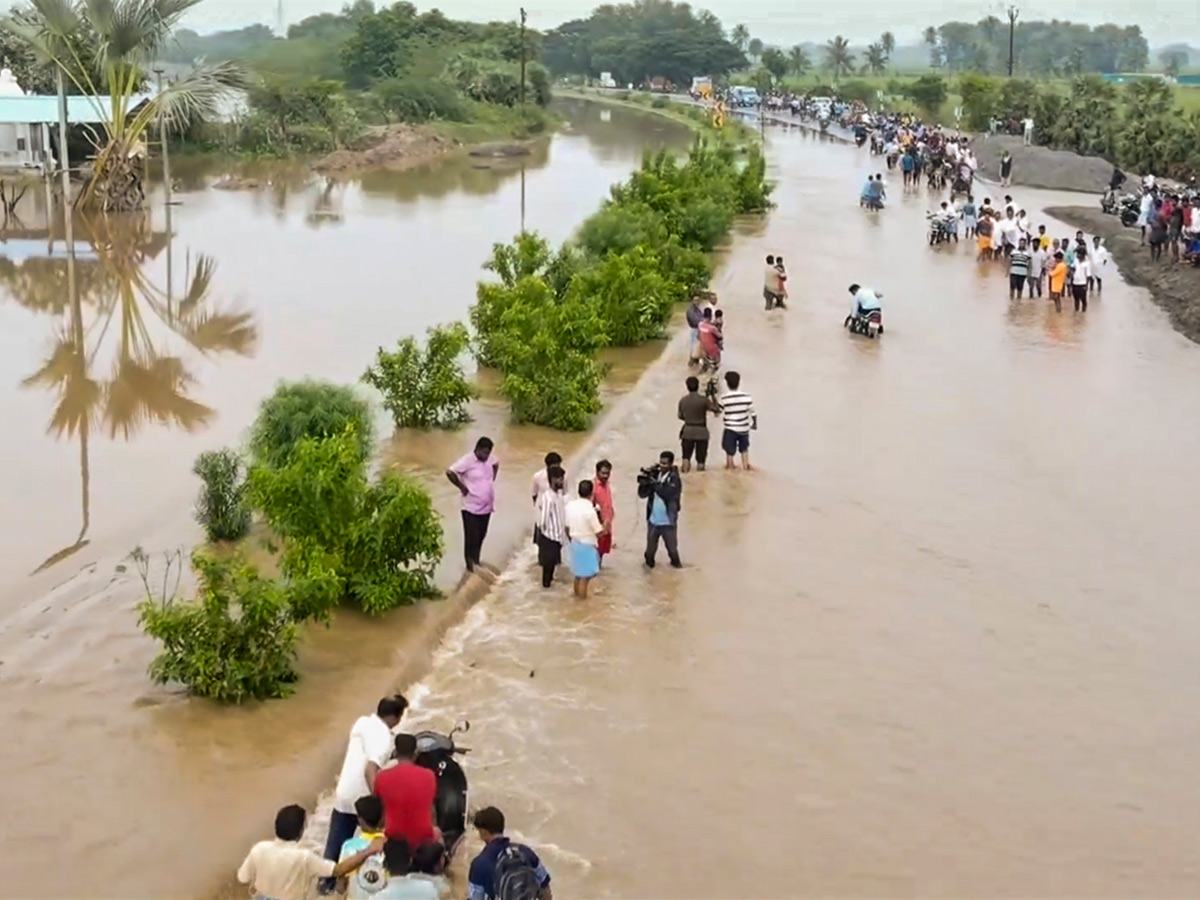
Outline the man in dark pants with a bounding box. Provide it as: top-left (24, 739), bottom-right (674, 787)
top-left (638, 450), bottom-right (683, 569)
top-left (320, 695), bottom-right (407, 893)
top-left (446, 437), bottom-right (499, 572)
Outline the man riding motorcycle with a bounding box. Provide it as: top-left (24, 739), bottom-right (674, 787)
top-left (848, 284), bottom-right (882, 318)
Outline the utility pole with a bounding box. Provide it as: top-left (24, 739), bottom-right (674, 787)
top-left (55, 68), bottom-right (71, 207)
top-left (1007, 6), bottom-right (1019, 77)
top-left (155, 67), bottom-right (174, 307)
top-left (518, 7), bottom-right (527, 125)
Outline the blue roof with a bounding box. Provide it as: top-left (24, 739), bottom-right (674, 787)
top-left (0, 94), bottom-right (153, 125)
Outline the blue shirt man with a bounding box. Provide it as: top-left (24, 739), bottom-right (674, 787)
top-left (466, 808), bottom-right (551, 900)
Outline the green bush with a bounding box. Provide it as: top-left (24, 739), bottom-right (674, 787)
top-left (249, 426), bottom-right (443, 614)
top-left (466, 136), bottom-right (772, 431)
top-left (192, 448), bottom-right (251, 542)
top-left (363, 323), bottom-right (478, 429)
top-left (137, 550), bottom-right (308, 703)
top-left (250, 380), bottom-right (375, 470)
top-left (373, 76), bottom-right (467, 122)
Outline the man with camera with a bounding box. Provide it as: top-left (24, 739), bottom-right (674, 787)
top-left (637, 451), bottom-right (683, 569)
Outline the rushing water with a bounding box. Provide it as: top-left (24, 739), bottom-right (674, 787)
top-left (4, 104), bottom-right (1200, 899)
top-left (0, 99), bottom-right (693, 899)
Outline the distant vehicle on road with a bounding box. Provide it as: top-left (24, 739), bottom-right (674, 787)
top-left (730, 86), bottom-right (761, 108)
top-left (598, 71), bottom-right (616, 88)
top-left (811, 96), bottom-right (833, 118)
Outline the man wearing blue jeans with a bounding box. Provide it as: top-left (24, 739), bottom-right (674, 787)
top-left (320, 695), bottom-right (407, 893)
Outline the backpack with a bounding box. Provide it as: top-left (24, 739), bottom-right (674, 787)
top-left (493, 843), bottom-right (541, 900)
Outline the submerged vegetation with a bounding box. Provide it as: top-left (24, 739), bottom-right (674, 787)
top-left (470, 137), bottom-right (771, 430)
top-left (363, 323), bottom-right (478, 430)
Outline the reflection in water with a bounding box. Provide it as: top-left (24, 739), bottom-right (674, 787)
top-left (3, 212), bottom-right (258, 572)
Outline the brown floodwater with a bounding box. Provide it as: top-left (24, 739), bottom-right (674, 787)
top-left (3, 105), bottom-right (1200, 899)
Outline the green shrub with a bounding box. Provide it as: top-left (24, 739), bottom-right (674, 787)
top-left (363, 323), bottom-right (478, 429)
top-left (568, 246), bottom-right (675, 345)
top-left (192, 448), bottom-right (251, 543)
top-left (249, 426), bottom-right (443, 614)
top-left (373, 76), bottom-right (467, 122)
top-left (250, 380), bottom-right (375, 470)
top-left (651, 95), bottom-right (668, 108)
top-left (137, 549), bottom-right (308, 703)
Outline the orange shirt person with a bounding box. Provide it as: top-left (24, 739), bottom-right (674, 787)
top-left (1048, 252), bottom-right (1068, 311)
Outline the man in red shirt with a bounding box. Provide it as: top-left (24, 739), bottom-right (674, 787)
top-left (373, 734), bottom-right (439, 852)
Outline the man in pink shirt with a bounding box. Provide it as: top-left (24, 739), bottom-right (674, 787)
top-left (446, 436), bottom-right (499, 572)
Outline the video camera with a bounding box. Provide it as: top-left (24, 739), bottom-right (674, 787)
top-left (636, 465), bottom-right (660, 486)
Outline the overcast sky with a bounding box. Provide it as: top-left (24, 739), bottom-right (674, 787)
top-left (182, 0), bottom-right (1198, 47)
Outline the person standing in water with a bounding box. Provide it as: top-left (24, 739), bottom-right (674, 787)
top-left (241, 805), bottom-right (383, 900)
top-left (322, 695), bottom-right (408, 893)
top-left (719, 371), bottom-right (757, 472)
top-left (1090, 235), bottom-right (1110, 293)
top-left (592, 460), bottom-right (615, 565)
top-left (530, 452), bottom-right (563, 504)
top-left (565, 480), bottom-right (605, 598)
top-left (446, 437), bottom-right (499, 574)
top-left (678, 375), bottom-right (719, 474)
top-left (639, 451), bottom-right (683, 569)
top-left (534, 466), bottom-right (566, 588)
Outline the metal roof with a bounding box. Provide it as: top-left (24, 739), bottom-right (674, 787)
top-left (0, 94), bottom-right (153, 125)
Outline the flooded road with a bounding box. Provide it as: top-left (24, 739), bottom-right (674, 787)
top-left (3, 105), bottom-right (1200, 898)
top-left (0, 100), bottom-right (693, 899)
top-left (397, 131), bottom-right (1200, 898)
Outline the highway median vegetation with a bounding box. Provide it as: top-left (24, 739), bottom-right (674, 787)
top-left (469, 137), bottom-right (771, 430)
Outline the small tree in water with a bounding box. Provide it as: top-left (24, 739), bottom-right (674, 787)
top-left (3, 0), bottom-right (246, 211)
top-left (363, 323), bottom-right (478, 429)
top-left (192, 448), bottom-right (251, 543)
top-left (135, 548), bottom-right (319, 703)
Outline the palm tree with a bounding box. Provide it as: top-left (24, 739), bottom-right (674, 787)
top-left (789, 45), bottom-right (812, 77)
top-left (824, 36), bottom-right (855, 80)
top-left (730, 23), bottom-right (749, 52)
top-left (3, 0), bottom-right (247, 212)
top-left (863, 42), bottom-right (888, 76)
top-left (923, 26), bottom-right (942, 67)
top-left (881, 31), bottom-right (895, 58)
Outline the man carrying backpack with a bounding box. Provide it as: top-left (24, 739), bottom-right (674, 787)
top-left (467, 807), bottom-right (552, 900)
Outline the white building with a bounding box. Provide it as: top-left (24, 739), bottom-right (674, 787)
top-left (0, 68), bottom-right (152, 171)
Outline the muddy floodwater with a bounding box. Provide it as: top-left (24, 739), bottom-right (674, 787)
top-left (5, 101), bottom-right (1200, 899)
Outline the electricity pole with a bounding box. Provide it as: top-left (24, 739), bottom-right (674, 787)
top-left (518, 8), bottom-right (527, 124)
top-left (1007, 6), bottom-right (1019, 77)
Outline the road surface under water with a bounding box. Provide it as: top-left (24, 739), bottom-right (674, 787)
top-left (4, 109), bottom-right (1200, 898)
top-left (0, 99), bottom-right (695, 899)
top-left (393, 130), bottom-right (1200, 899)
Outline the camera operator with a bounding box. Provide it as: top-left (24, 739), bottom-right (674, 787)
top-left (637, 451), bottom-right (683, 569)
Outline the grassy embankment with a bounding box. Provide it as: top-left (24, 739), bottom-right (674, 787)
top-left (556, 85), bottom-right (760, 145)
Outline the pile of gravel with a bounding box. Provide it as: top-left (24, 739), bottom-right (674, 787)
top-left (971, 135), bottom-right (1118, 194)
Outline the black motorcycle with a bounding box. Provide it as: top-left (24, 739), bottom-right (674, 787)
top-left (845, 306), bottom-right (883, 339)
top-left (415, 721), bottom-right (471, 858)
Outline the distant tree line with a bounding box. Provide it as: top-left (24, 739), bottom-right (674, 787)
top-left (922, 18), bottom-right (1148, 76)
top-left (541, 0), bottom-right (746, 86)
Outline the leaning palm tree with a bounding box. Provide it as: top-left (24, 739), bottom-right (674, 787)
top-left (788, 45), bottom-right (811, 78)
top-left (863, 42), bottom-right (888, 76)
top-left (2, 0), bottom-right (246, 212)
top-left (824, 36), bottom-right (855, 81)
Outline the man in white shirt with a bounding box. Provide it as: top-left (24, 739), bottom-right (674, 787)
top-left (530, 452), bottom-right (563, 503)
top-left (1023, 117), bottom-right (1034, 145)
top-left (321, 696), bottom-right (407, 892)
top-left (565, 480), bottom-right (605, 598)
top-left (1029, 240), bottom-right (1048, 298)
top-left (240, 804), bottom-right (383, 900)
top-left (1089, 235), bottom-right (1110, 294)
top-left (1071, 247), bottom-right (1092, 312)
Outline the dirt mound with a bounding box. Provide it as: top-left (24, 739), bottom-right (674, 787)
top-left (313, 124), bottom-right (455, 174)
top-left (974, 135), bottom-right (1116, 193)
top-left (1048, 205), bottom-right (1200, 344)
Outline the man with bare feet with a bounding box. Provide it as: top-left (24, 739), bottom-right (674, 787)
top-left (719, 371), bottom-right (757, 471)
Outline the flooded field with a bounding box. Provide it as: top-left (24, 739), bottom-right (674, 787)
top-left (3, 102), bottom-right (1200, 899)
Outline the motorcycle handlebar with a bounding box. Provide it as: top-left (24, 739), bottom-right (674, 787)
top-left (454, 747), bottom-right (471, 754)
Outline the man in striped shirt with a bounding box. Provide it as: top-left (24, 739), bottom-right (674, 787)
top-left (1008, 237), bottom-right (1032, 299)
top-left (534, 466), bottom-right (567, 588)
top-left (719, 371), bottom-right (757, 471)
